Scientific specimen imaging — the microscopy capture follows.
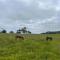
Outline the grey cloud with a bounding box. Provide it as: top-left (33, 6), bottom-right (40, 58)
top-left (0, 0), bottom-right (60, 33)
top-left (0, 0), bottom-right (57, 20)
top-left (8, 0), bottom-right (57, 20)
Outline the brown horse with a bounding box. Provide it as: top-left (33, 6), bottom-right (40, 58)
top-left (46, 36), bottom-right (52, 41)
top-left (15, 35), bottom-right (24, 40)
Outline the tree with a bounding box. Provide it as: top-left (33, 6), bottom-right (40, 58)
top-left (9, 31), bottom-right (14, 33)
top-left (21, 27), bottom-right (27, 34)
top-left (1, 29), bottom-right (7, 33)
top-left (16, 27), bottom-right (32, 34)
top-left (16, 29), bottom-right (21, 33)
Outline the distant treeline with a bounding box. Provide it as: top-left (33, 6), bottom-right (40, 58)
top-left (42, 31), bottom-right (60, 34)
top-left (0, 27), bottom-right (31, 34)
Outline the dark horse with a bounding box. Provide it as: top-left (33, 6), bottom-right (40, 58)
top-left (46, 36), bottom-right (52, 41)
top-left (15, 34), bottom-right (24, 40)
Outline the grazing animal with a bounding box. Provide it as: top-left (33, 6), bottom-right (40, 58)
top-left (15, 35), bottom-right (24, 40)
top-left (46, 36), bottom-right (52, 41)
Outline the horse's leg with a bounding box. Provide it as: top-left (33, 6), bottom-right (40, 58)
top-left (22, 37), bottom-right (24, 40)
top-left (16, 36), bottom-right (19, 40)
top-left (50, 38), bottom-right (52, 41)
top-left (46, 37), bottom-right (48, 41)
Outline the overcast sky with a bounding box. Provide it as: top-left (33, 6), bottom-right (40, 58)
top-left (0, 0), bottom-right (60, 33)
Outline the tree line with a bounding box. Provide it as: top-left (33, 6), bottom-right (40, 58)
top-left (0, 27), bottom-right (31, 34)
top-left (41, 31), bottom-right (60, 34)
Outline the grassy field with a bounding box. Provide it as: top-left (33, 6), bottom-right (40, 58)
top-left (0, 33), bottom-right (60, 60)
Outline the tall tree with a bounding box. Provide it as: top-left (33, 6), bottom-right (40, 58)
top-left (16, 29), bottom-right (21, 34)
top-left (21, 27), bottom-right (27, 34)
top-left (16, 27), bottom-right (32, 34)
top-left (1, 29), bottom-right (7, 33)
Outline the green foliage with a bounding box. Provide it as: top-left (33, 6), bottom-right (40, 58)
top-left (0, 33), bottom-right (60, 60)
top-left (1, 29), bottom-right (7, 33)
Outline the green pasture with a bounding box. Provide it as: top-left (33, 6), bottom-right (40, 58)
top-left (0, 33), bottom-right (60, 60)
